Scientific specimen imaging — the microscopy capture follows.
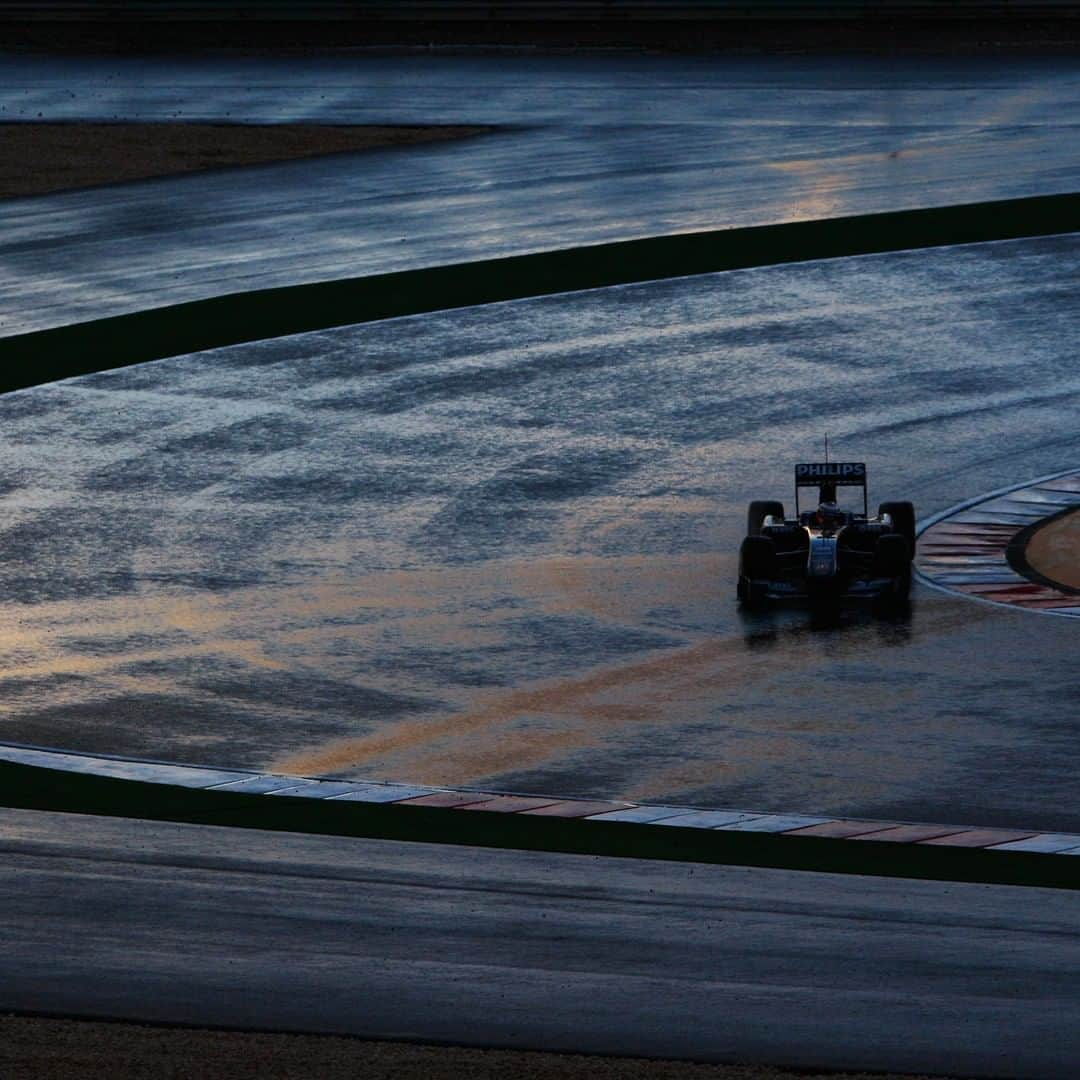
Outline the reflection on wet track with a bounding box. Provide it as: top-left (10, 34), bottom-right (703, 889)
top-left (2, 54), bottom-right (1080, 334)
top-left (0, 234), bottom-right (1077, 829)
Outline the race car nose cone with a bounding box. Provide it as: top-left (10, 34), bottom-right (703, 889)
top-left (808, 537), bottom-right (838, 577)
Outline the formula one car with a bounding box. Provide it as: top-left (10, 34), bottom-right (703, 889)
top-left (737, 462), bottom-right (915, 606)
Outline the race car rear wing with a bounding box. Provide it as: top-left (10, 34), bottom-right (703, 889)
top-left (795, 462), bottom-right (868, 516)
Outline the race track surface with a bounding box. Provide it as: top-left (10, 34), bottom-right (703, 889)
top-left (3, 807), bottom-right (1079, 1080)
top-left (1, 49), bottom-right (1078, 1076)
top-left (1, 233), bottom-right (1077, 830)
top-left (2, 53), bottom-right (1080, 334)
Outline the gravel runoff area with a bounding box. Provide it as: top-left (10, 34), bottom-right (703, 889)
top-left (1025, 509), bottom-right (1080, 592)
top-left (0, 122), bottom-right (493, 200)
top-left (1, 1015), bottom-right (943, 1080)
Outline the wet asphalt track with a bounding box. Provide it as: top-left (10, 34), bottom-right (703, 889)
top-left (3, 807), bottom-right (1080, 1080)
top-left (0, 54), bottom-right (1076, 829)
top-left (0, 51), bottom-right (1078, 1077)
top-left (0, 234), bottom-right (1077, 830)
top-left (3, 53), bottom-right (1080, 334)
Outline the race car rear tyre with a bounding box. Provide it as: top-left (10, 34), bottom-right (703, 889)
top-left (747, 500), bottom-right (784, 537)
top-left (876, 532), bottom-right (911, 598)
top-left (879, 501), bottom-right (916, 557)
top-left (740, 535), bottom-right (777, 575)
top-left (737, 577), bottom-right (769, 606)
top-left (739, 536), bottom-right (776, 606)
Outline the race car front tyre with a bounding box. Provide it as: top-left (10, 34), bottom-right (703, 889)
top-left (739, 536), bottom-right (777, 606)
top-left (740, 535), bottom-right (777, 576)
top-left (738, 577), bottom-right (770, 607)
top-left (737, 578), bottom-right (765, 605)
top-left (747, 500), bottom-right (784, 537)
top-left (879, 501), bottom-right (916, 557)
top-left (876, 532), bottom-right (911, 598)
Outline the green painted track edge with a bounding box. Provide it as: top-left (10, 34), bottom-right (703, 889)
top-left (2, 761), bottom-right (1076, 889)
top-left (3, 191), bottom-right (1079, 391)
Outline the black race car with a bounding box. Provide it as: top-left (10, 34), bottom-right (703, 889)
top-left (737, 462), bottom-right (915, 606)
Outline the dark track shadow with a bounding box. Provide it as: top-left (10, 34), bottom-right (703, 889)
top-left (739, 596), bottom-right (913, 648)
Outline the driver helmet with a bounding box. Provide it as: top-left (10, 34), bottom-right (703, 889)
top-left (815, 500), bottom-right (842, 527)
